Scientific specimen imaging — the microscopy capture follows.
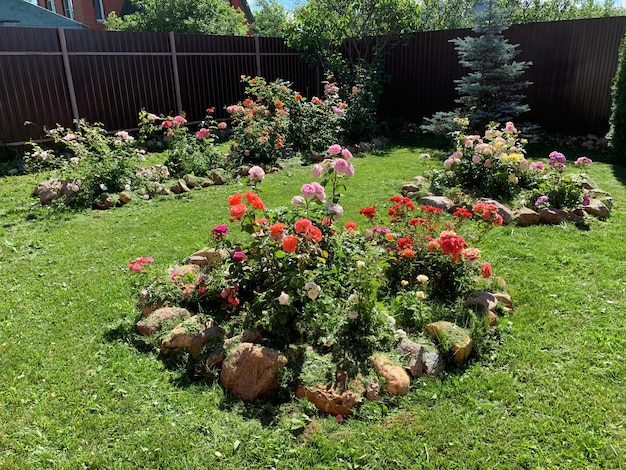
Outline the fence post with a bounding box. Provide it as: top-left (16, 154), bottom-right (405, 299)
top-left (168, 32), bottom-right (183, 114)
top-left (254, 35), bottom-right (262, 77)
top-left (57, 28), bottom-right (80, 130)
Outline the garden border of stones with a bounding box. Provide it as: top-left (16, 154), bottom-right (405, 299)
top-left (401, 175), bottom-right (613, 226)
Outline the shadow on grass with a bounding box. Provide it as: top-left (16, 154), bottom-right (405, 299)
top-left (612, 161), bottom-right (626, 189)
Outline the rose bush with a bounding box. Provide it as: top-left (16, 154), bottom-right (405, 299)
top-left (137, 145), bottom-right (506, 400)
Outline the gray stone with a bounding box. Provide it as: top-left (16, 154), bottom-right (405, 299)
top-left (397, 339), bottom-right (424, 378)
top-left (136, 307), bottom-right (191, 337)
top-left (583, 199), bottom-right (610, 219)
top-left (423, 351), bottom-right (445, 377)
top-left (401, 183), bottom-right (420, 195)
top-left (183, 174), bottom-right (198, 189)
top-left (464, 291), bottom-right (498, 313)
top-left (188, 324), bottom-right (225, 360)
top-left (34, 179), bottom-right (65, 205)
top-left (170, 180), bottom-right (191, 194)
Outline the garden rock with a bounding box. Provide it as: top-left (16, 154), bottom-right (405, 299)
top-left (583, 199), bottom-right (610, 219)
top-left (358, 142), bottom-right (372, 152)
top-left (365, 379), bottom-right (380, 401)
top-left (170, 180), bottom-right (191, 194)
top-left (136, 307), bottom-right (191, 337)
top-left (201, 180), bottom-right (213, 188)
top-left (476, 199), bottom-right (514, 224)
top-left (118, 191), bottom-right (132, 204)
top-left (160, 315), bottom-right (210, 355)
top-left (419, 196), bottom-right (455, 212)
top-left (371, 355), bottom-right (410, 396)
top-left (401, 183), bottom-right (420, 195)
top-left (570, 174), bottom-right (595, 190)
top-left (492, 292), bottom-right (513, 309)
top-left (211, 170), bottom-right (226, 185)
top-left (219, 343), bottom-right (287, 401)
top-left (585, 189), bottom-right (613, 210)
top-left (424, 321), bottom-right (473, 364)
top-left (183, 174), bottom-right (198, 189)
top-left (464, 291), bottom-right (498, 313)
top-left (34, 179), bottom-right (65, 205)
top-left (423, 351), bottom-right (445, 377)
top-left (488, 311), bottom-right (498, 326)
top-left (187, 324), bottom-right (225, 359)
top-left (296, 383), bottom-right (363, 416)
top-left (188, 248), bottom-right (225, 267)
top-left (539, 207), bottom-right (570, 225)
top-left (514, 207), bottom-right (540, 226)
top-left (95, 195), bottom-right (115, 210)
top-left (371, 138), bottom-right (384, 148)
top-left (397, 339), bottom-right (424, 378)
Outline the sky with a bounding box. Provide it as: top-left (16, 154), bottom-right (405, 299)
top-left (248, 0), bottom-right (301, 11)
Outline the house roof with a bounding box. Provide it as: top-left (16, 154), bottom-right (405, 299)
top-left (0, 0), bottom-right (87, 29)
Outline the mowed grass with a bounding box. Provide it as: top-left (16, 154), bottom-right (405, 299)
top-left (0, 144), bottom-right (625, 469)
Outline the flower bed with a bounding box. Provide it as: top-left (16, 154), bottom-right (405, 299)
top-left (411, 122), bottom-right (612, 226)
top-left (131, 145), bottom-right (511, 417)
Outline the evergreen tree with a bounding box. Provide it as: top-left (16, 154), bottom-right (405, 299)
top-left (609, 34), bottom-right (626, 160)
top-left (422, 0), bottom-right (532, 134)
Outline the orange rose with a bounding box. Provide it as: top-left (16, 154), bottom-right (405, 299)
top-left (282, 235), bottom-right (298, 253)
top-left (245, 191), bottom-right (266, 210)
top-left (228, 193), bottom-right (242, 206)
top-left (230, 203), bottom-right (247, 220)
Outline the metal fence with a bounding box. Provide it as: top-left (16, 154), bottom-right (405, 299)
top-left (0, 28), bottom-right (320, 145)
top-left (380, 16), bottom-right (626, 135)
top-left (2, 17), bottom-right (626, 145)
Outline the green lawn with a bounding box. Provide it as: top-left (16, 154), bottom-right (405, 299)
top-left (0, 144), bottom-right (624, 469)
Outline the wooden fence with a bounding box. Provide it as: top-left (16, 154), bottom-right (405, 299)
top-left (0, 28), bottom-right (320, 145)
top-left (380, 16), bottom-right (626, 135)
top-left (1, 16), bottom-right (626, 145)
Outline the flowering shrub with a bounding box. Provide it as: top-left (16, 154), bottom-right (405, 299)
top-left (227, 76), bottom-right (346, 166)
top-left (26, 119), bottom-right (141, 207)
top-left (524, 151), bottom-right (587, 210)
top-left (150, 109), bottom-right (224, 178)
top-left (430, 121), bottom-right (535, 201)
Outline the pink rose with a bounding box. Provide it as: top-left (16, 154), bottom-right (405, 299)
top-left (472, 155), bottom-right (481, 163)
top-left (311, 182), bottom-right (326, 201)
top-left (291, 195), bottom-right (305, 206)
top-left (341, 148), bottom-right (353, 160)
top-left (333, 158), bottom-right (354, 177)
top-left (173, 115), bottom-right (187, 125)
top-left (248, 165), bottom-right (265, 182)
top-left (328, 144), bottom-right (342, 155)
top-left (301, 183), bottom-right (316, 197)
top-left (312, 164), bottom-right (324, 178)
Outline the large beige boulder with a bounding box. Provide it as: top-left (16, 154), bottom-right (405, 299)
top-left (371, 355), bottom-right (410, 396)
top-left (220, 343), bottom-right (287, 401)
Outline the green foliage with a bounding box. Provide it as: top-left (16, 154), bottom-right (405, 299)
top-left (609, 34), bottom-right (626, 161)
top-left (419, 0), bottom-right (477, 31)
top-left (502, 0), bottom-right (626, 24)
top-left (286, 0), bottom-right (421, 141)
top-left (250, 0), bottom-right (288, 37)
top-left (104, 0), bottom-right (248, 35)
top-left (422, 1), bottom-right (531, 135)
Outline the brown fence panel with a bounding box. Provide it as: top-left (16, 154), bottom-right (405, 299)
top-left (0, 28), bottom-right (73, 143)
top-left (380, 17), bottom-right (626, 135)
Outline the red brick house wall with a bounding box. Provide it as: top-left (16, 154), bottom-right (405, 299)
top-left (36, 0), bottom-right (124, 30)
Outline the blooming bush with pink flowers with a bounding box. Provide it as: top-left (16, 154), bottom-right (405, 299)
top-left (430, 121), bottom-right (591, 211)
top-left (430, 121), bottom-right (536, 201)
